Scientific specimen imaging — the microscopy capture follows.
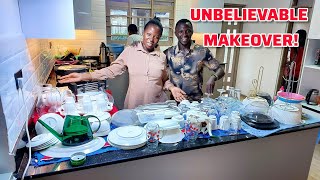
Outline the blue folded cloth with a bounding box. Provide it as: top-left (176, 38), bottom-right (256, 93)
top-left (241, 113), bottom-right (320, 138)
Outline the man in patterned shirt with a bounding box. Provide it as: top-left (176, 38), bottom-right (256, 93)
top-left (164, 19), bottom-right (225, 102)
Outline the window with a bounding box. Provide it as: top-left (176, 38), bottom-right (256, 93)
top-left (106, 0), bottom-right (175, 46)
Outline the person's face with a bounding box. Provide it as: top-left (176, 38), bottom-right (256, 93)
top-left (175, 23), bottom-right (193, 45)
top-left (142, 24), bottom-right (161, 52)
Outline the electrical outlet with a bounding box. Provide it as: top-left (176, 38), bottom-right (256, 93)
top-left (14, 69), bottom-right (23, 90)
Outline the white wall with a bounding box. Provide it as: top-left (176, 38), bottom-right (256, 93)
top-left (235, 0), bottom-right (292, 96)
top-left (0, 0), bottom-right (53, 166)
top-left (49, 0), bottom-right (106, 56)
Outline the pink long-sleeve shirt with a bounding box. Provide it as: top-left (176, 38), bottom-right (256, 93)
top-left (90, 42), bottom-right (174, 109)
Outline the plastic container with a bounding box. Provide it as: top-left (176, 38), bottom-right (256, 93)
top-left (106, 43), bottom-right (125, 54)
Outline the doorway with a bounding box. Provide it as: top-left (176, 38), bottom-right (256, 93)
top-left (276, 0), bottom-right (313, 93)
top-left (215, 4), bottom-right (245, 90)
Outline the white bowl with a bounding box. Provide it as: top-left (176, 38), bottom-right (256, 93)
top-left (271, 104), bottom-right (301, 125)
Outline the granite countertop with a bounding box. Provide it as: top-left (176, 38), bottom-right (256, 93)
top-left (15, 119), bottom-right (320, 179)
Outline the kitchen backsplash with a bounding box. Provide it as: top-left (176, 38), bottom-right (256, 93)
top-left (49, 0), bottom-right (106, 56)
top-left (0, 34), bottom-right (54, 153)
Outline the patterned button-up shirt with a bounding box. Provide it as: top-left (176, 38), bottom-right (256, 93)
top-left (164, 43), bottom-right (220, 101)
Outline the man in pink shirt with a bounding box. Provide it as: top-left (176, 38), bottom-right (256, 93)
top-left (59, 18), bottom-right (185, 109)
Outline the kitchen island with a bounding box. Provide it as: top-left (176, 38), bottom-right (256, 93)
top-left (15, 109), bottom-right (320, 180)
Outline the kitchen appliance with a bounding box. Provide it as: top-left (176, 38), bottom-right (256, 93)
top-left (306, 89), bottom-right (319, 105)
top-left (55, 65), bottom-right (88, 77)
top-left (38, 115), bottom-right (101, 146)
top-left (241, 98), bottom-right (279, 130)
top-left (83, 59), bottom-right (98, 67)
top-left (256, 92), bottom-right (273, 106)
top-left (99, 42), bottom-right (111, 66)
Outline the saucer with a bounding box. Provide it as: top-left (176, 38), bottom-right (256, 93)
top-left (35, 113), bottom-right (64, 135)
top-left (160, 129), bottom-right (184, 144)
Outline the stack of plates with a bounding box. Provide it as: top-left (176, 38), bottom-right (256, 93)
top-left (107, 126), bottom-right (147, 150)
top-left (26, 133), bottom-right (59, 151)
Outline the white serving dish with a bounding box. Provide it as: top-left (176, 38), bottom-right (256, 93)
top-left (107, 138), bottom-right (146, 150)
top-left (107, 126), bottom-right (147, 147)
top-left (40, 137), bottom-right (105, 158)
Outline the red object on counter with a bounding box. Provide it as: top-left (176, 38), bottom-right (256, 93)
top-left (29, 90), bottom-right (119, 126)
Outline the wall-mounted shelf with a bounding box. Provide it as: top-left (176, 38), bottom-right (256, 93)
top-left (302, 102), bottom-right (320, 113)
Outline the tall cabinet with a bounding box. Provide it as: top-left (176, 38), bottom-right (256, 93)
top-left (299, 0), bottom-right (320, 112)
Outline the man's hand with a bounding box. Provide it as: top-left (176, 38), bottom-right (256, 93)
top-left (58, 73), bottom-right (83, 83)
top-left (206, 76), bottom-right (216, 94)
top-left (170, 87), bottom-right (187, 102)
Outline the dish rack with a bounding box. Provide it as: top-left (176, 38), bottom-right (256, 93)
top-left (68, 80), bottom-right (108, 95)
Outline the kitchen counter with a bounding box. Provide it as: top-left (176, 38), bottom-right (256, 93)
top-left (15, 108), bottom-right (320, 180)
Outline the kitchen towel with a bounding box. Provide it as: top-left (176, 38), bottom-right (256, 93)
top-left (241, 111), bottom-right (320, 138)
top-left (31, 137), bottom-right (119, 167)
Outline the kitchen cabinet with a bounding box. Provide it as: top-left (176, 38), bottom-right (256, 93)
top-left (73, 0), bottom-right (92, 30)
top-left (19, 0), bottom-right (92, 39)
top-left (19, 0), bottom-right (75, 39)
top-left (308, 0), bottom-right (320, 39)
top-left (298, 0), bottom-right (320, 112)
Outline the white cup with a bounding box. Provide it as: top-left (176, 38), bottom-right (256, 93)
top-left (64, 102), bottom-right (78, 115)
top-left (208, 115), bottom-right (217, 130)
top-left (219, 115), bottom-right (230, 131)
top-left (65, 96), bottom-right (75, 103)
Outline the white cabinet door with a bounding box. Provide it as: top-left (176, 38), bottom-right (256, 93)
top-left (74, 0), bottom-right (92, 30)
top-left (308, 0), bottom-right (320, 39)
top-left (19, 0), bottom-right (75, 39)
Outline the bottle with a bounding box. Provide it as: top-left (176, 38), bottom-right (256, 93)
top-left (99, 42), bottom-right (110, 66)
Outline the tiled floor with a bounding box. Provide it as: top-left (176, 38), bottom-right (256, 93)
top-left (308, 144), bottom-right (320, 180)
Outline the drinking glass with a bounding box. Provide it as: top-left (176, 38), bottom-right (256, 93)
top-left (146, 122), bottom-right (161, 151)
top-left (184, 119), bottom-right (200, 144)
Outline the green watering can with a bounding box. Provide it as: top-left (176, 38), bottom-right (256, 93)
top-left (38, 115), bottom-right (101, 146)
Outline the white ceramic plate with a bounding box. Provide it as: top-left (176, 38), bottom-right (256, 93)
top-left (35, 113), bottom-right (64, 135)
top-left (159, 129), bottom-right (184, 144)
top-left (26, 133), bottom-right (54, 148)
top-left (107, 138), bottom-right (146, 150)
top-left (107, 126), bottom-right (147, 147)
top-left (40, 137), bottom-right (105, 158)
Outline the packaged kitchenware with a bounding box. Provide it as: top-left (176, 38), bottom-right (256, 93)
top-left (38, 115), bottom-right (101, 146)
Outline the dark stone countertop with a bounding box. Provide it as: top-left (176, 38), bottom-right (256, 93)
top-left (14, 117), bottom-right (320, 180)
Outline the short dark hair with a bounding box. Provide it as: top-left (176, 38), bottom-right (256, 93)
top-left (128, 24), bottom-right (138, 34)
top-left (144, 17), bottom-right (163, 35)
top-left (296, 29), bottom-right (307, 47)
top-left (175, 19), bottom-right (193, 30)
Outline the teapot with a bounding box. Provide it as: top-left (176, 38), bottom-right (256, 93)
top-left (38, 115), bottom-right (101, 146)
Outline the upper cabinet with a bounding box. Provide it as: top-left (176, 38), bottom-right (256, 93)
top-left (308, 0), bottom-right (320, 39)
top-left (74, 0), bottom-right (92, 30)
top-left (19, 0), bottom-right (75, 39)
top-left (19, 0), bottom-right (92, 39)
